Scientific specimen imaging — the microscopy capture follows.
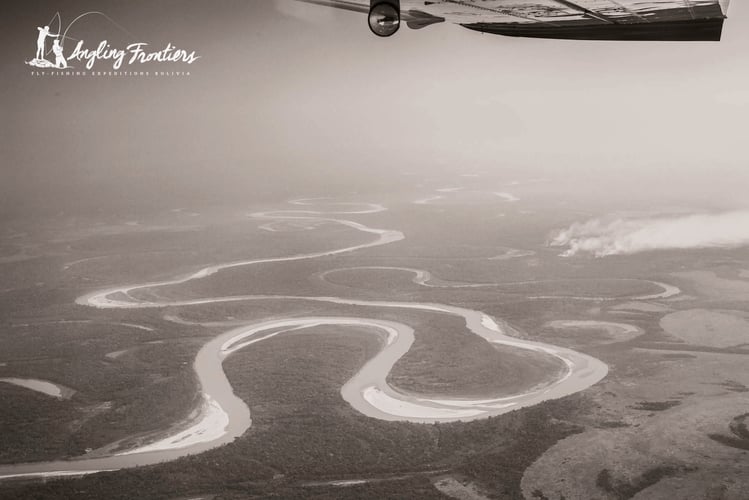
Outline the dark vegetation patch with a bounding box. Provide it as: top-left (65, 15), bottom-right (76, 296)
top-left (708, 434), bottom-right (749, 451)
top-left (388, 314), bottom-right (566, 398)
top-left (0, 385), bottom-right (81, 464)
top-left (598, 421), bottom-right (630, 428)
top-left (531, 489), bottom-right (551, 499)
top-left (708, 413), bottom-right (749, 450)
top-left (730, 413), bottom-right (749, 440)
top-left (0, 320), bottom-right (202, 463)
top-left (596, 465), bottom-right (682, 499)
top-left (719, 380), bottom-right (749, 393)
top-left (629, 400), bottom-right (681, 411)
top-left (1, 330), bottom-right (584, 499)
top-left (661, 353), bottom-right (697, 359)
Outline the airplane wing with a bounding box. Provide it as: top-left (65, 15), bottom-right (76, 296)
top-left (296, 0), bottom-right (731, 40)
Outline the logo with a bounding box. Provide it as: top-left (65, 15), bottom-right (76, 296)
top-left (27, 12), bottom-right (200, 75)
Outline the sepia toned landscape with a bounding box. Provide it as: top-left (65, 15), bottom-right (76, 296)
top-left (3, 0), bottom-right (749, 498)
top-left (1, 174), bottom-right (748, 499)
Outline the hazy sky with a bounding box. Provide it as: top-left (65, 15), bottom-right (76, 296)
top-left (2, 0), bottom-right (748, 217)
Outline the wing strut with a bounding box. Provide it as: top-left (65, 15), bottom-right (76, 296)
top-left (683, 0), bottom-right (696, 19)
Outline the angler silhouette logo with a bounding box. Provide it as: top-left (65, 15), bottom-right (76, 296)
top-left (31, 23), bottom-right (65, 68)
top-left (26, 11), bottom-right (200, 71)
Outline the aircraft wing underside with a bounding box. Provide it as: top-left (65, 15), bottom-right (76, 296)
top-left (443, 0), bottom-right (730, 40)
top-left (301, 0), bottom-right (731, 40)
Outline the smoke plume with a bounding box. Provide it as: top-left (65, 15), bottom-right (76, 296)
top-left (549, 211), bottom-right (749, 257)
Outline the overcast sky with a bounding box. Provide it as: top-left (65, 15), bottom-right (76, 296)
top-left (1, 0), bottom-right (748, 217)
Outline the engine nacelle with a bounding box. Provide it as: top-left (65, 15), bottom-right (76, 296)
top-left (368, 1), bottom-right (400, 37)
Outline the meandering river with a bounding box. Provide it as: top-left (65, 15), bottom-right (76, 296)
top-left (0, 201), bottom-right (610, 480)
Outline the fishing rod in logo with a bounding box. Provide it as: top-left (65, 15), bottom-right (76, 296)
top-left (26, 11), bottom-right (197, 71)
top-left (27, 11), bottom-right (133, 69)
